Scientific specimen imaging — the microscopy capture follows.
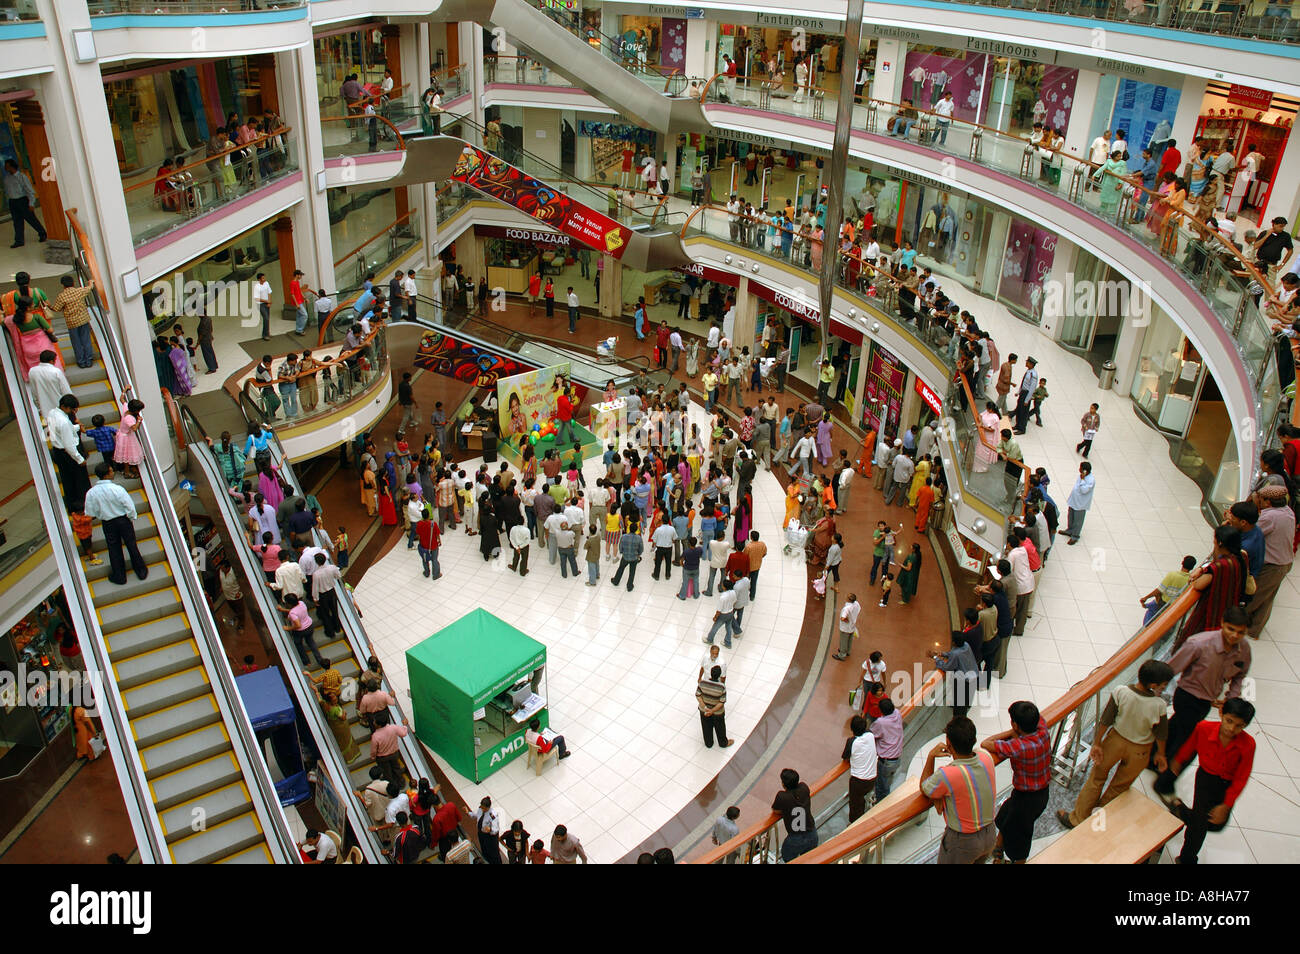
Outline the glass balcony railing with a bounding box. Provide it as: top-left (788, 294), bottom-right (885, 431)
top-left (333, 207), bottom-right (423, 293)
top-left (0, 479), bottom-right (44, 579)
top-left (517, 1), bottom-right (692, 95)
top-left (89, 0), bottom-right (306, 13)
top-left (123, 128), bottom-right (298, 247)
top-left (239, 323), bottom-right (390, 427)
top-left (484, 53), bottom-right (575, 89)
top-left (320, 115), bottom-right (405, 161)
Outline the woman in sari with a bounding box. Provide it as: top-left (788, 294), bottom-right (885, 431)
top-left (783, 480), bottom-right (801, 529)
top-left (256, 461), bottom-right (284, 511)
top-left (377, 469), bottom-right (397, 526)
top-left (4, 294), bottom-right (61, 380)
top-left (973, 401), bottom-right (1000, 474)
top-left (914, 476), bottom-right (935, 532)
top-left (897, 542), bottom-right (923, 604)
top-left (73, 705), bottom-right (97, 760)
top-left (908, 454), bottom-right (931, 508)
top-left (1145, 171), bottom-right (1175, 235)
top-left (1175, 524), bottom-right (1248, 651)
top-left (322, 689), bottom-right (360, 763)
top-left (1159, 176), bottom-right (1188, 258)
top-left (733, 492), bottom-right (752, 549)
top-left (857, 425), bottom-right (876, 478)
top-left (211, 430), bottom-right (247, 490)
top-left (361, 466), bottom-right (378, 515)
top-left (1094, 149), bottom-right (1128, 221)
top-left (815, 413), bottom-right (834, 467)
top-left (806, 512), bottom-right (837, 567)
top-left (168, 336), bottom-right (193, 396)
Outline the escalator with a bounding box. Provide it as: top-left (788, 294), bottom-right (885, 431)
top-left (1, 294), bottom-right (297, 863)
top-left (385, 122), bottom-right (690, 270)
top-left (180, 409), bottom-right (483, 863)
top-left (435, 0), bottom-right (708, 133)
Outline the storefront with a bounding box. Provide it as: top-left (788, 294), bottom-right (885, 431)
top-left (476, 224), bottom-right (581, 294)
top-left (997, 216), bottom-right (1058, 323)
top-left (314, 24), bottom-right (388, 108)
top-left (103, 56), bottom-right (273, 176)
top-left (0, 589), bottom-right (82, 841)
top-left (1195, 83), bottom-right (1294, 217)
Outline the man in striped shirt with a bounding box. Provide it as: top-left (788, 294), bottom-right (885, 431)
top-left (920, 716), bottom-right (998, 864)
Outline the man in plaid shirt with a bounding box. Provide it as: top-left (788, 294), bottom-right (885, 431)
top-left (981, 701), bottom-right (1051, 863)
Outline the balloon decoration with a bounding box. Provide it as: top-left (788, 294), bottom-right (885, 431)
top-left (528, 418), bottom-right (560, 445)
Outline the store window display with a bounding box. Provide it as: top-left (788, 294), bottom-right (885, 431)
top-left (1129, 315), bottom-right (1202, 435)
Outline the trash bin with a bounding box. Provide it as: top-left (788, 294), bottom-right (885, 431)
top-left (1098, 360), bottom-right (1117, 390)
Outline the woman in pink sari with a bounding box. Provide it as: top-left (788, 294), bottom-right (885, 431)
top-left (168, 337), bottom-right (193, 397)
top-left (3, 277), bottom-right (62, 380)
top-left (973, 400), bottom-right (1000, 474)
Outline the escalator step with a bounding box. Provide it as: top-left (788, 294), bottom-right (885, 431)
top-left (139, 722), bottom-right (230, 779)
top-left (88, 560), bottom-right (170, 603)
top-left (120, 664), bottom-right (210, 717)
top-left (106, 612), bottom-right (192, 663)
top-left (112, 635), bottom-right (199, 690)
top-left (85, 538), bottom-right (165, 582)
top-left (131, 694), bottom-right (221, 748)
top-left (158, 781), bottom-right (254, 842)
top-left (149, 751), bottom-right (243, 810)
top-left (215, 843), bottom-right (274, 864)
top-left (89, 512), bottom-right (156, 549)
top-left (96, 585), bottom-right (181, 633)
top-left (168, 811), bottom-right (264, 865)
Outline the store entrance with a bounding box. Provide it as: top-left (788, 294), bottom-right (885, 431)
top-left (1177, 374), bottom-right (1227, 496)
top-left (1057, 256), bottom-right (1124, 375)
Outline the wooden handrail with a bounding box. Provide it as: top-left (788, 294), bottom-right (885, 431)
top-left (693, 669), bottom-right (945, 864)
top-left (158, 387), bottom-right (186, 450)
top-left (355, 82), bottom-right (411, 109)
top-left (246, 322), bottom-right (385, 390)
top-left (331, 208), bottom-right (416, 270)
top-left (790, 586), bottom-right (1201, 864)
top-left (65, 209), bottom-right (109, 313)
top-left (0, 479), bottom-right (35, 509)
top-left (321, 113), bottom-right (405, 151)
top-left (316, 289), bottom-right (365, 349)
top-left (122, 125), bottom-right (292, 193)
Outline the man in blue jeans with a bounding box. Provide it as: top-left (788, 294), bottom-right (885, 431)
top-left (415, 508), bottom-right (442, 580)
top-left (704, 578), bottom-right (738, 649)
top-left (870, 697), bottom-right (903, 799)
top-left (931, 90), bottom-right (955, 146)
top-left (773, 768), bottom-right (819, 861)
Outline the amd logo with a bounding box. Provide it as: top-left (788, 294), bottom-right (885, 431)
top-left (489, 735), bottom-right (528, 765)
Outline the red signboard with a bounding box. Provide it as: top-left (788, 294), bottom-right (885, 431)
top-left (1226, 84), bottom-right (1272, 112)
top-left (451, 145), bottom-right (633, 258)
top-left (748, 280), bottom-right (864, 345)
top-left (914, 376), bottom-right (943, 415)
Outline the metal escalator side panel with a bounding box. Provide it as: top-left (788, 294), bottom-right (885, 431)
top-left (0, 331), bottom-right (168, 863)
top-left (83, 308), bottom-right (298, 863)
top-left (180, 421), bottom-right (386, 864)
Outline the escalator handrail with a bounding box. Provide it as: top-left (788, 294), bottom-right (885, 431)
top-left (788, 586), bottom-right (1203, 864)
top-left (179, 406), bottom-right (386, 864)
top-left (82, 291), bottom-right (299, 863)
top-left (0, 328), bottom-right (169, 864)
top-left (257, 432), bottom-right (479, 830)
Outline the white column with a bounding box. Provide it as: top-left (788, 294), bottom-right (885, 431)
top-left (1170, 74), bottom-right (1207, 156)
top-left (35, 0), bottom-right (172, 474)
top-left (685, 19), bottom-right (711, 81)
top-left (285, 45), bottom-right (336, 292)
top-left (870, 40), bottom-right (906, 104)
top-left (527, 108), bottom-right (563, 167)
top-left (1037, 240), bottom-right (1077, 342)
top-left (1111, 295), bottom-right (1151, 397)
top-left (1064, 70), bottom-right (1100, 161)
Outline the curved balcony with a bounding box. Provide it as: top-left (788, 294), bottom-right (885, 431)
top-left (695, 82), bottom-right (1279, 497)
top-left (320, 115), bottom-right (407, 188)
top-left (87, 1), bottom-right (312, 64)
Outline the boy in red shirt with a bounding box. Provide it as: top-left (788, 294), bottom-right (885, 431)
top-left (1167, 698), bottom-right (1255, 865)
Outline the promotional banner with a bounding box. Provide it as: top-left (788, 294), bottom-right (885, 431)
top-left (497, 363), bottom-right (573, 450)
top-left (863, 343), bottom-right (906, 435)
top-left (413, 330), bottom-right (531, 387)
top-left (1109, 79), bottom-right (1181, 172)
top-left (999, 218), bottom-right (1058, 317)
top-left (450, 145), bottom-right (634, 258)
top-left (577, 121), bottom-right (656, 146)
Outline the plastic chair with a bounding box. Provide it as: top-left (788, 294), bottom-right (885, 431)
top-left (525, 739), bottom-right (559, 775)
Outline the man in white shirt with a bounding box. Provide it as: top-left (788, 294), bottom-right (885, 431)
top-left (49, 395), bottom-right (90, 511)
top-left (566, 286), bottom-right (580, 334)
top-left (253, 272), bottom-right (272, 340)
top-left (836, 462), bottom-right (854, 513)
top-left (1007, 537), bottom-right (1035, 636)
top-left (864, 238), bottom-right (881, 263)
top-left (705, 578), bottom-right (738, 649)
top-left (930, 91), bottom-right (955, 146)
top-left (85, 462), bottom-right (146, 585)
top-left (271, 551), bottom-right (306, 599)
top-left (669, 328), bottom-right (684, 373)
top-left (706, 323), bottom-right (721, 351)
top-left (313, 289), bottom-right (334, 329)
top-left (302, 830), bottom-right (338, 864)
top-left (788, 428), bottom-right (816, 480)
top-left (472, 796), bottom-right (503, 864)
top-left (703, 531), bottom-right (732, 597)
top-left (727, 194), bottom-right (742, 243)
top-left (402, 270), bottom-right (418, 320)
top-left (731, 573), bottom-right (750, 633)
top-left (884, 449), bottom-right (915, 507)
top-left (843, 715), bottom-right (879, 821)
top-left (833, 592), bottom-right (861, 659)
top-left (1088, 130), bottom-right (1111, 191)
top-left (28, 350), bottom-right (71, 421)
top-left (651, 518), bottom-right (677, 581)
top-left (543, 510), bottom-right (565, 565)
top-left (699, 643), bottom-right (728, 682)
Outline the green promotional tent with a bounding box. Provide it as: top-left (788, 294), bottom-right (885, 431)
top-left (406, 609), bottom-right (548, 782)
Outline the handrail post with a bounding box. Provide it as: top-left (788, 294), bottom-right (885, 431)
top-left (865, 99), bottom-right (878, 134)
top-left (1020, 143), bottom-right (1036, 179)
top-left (969, 127), bottom-right (982, 163)
top-left (1067, 164), bottom-right (1086, 204)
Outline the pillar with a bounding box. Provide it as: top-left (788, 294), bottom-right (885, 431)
top-left (870, 39), bottom-right (905, 104)
top-left (1064, 70), bottom-right (1100, 160)
top-left (253, 54), bottom-right (280, 114)
top-left (685, 19), bottom-right (711, 81)
top-left (599, 256), bottom-right (621, 318)
top-left (382, 25), bottom-right (402, 85)
top-left (395, 186), bottom-right (410, 225)
top-left (1170, 74), bottom-right (1207, 158)
top-left (733, 277), bottom-right (757, 352)
top-left (273, 217), bottom-right (296, 316)
top-left (1037, 240), bottom-right (1077, 342)
top-left (282, 44), bottom-right (335, 291)
top-left (14, 100), bottom-right (69, 245)
top-left (850, 341), bottom-right (868, 424)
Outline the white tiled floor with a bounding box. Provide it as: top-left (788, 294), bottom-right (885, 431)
top-left (901, 289), bottom-right (1300, 864)
top-left (356, 400), bottom-right (806, 862)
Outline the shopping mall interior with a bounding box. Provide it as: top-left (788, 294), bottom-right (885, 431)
top-left (0, 0), bottom-right (1297, 872)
